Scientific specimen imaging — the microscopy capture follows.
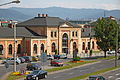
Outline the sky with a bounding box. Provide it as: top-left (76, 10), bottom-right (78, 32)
top-left (0, 0), bottom-right (120, 10)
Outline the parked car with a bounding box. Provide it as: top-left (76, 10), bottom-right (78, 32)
top-left (19, 57), bottom-right (25, 63)
top-left (50, 60), bottom-right (63, 66)
top-left (60, 54), bottom-right (67, 59)
top-left (26, 63), bottom-right (42, 70)
top-left (26, 70), bottom-right (47, 80)
top-left (22, 56), bottom-right (32, 62)
top-left (88, 75), bottom-right (106, 80)
top-left (47, 55), bottom-right (54, 60)
top-left (32, 56), bottom-right (39, 61)
top-left (107, 51), bottom-right (115, 54)
top-left (53, 55), bottom-right (60, 59)
top-left (2, 57), bottom-right (21, 64)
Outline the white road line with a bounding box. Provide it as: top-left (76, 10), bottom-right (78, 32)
top-left (115, 78), bottom-right (120, 80)
top-left (69, 72), bottom-right (74, 75)
top-left (116, 74), bottom-right (120, 76)
top-left (53, 77), bottom-right (57, 78)
top-left (108, 76), bottom-right (113, 78)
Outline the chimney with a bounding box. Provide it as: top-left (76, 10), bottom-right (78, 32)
top-left (42, 14), bottom-right (44, 17)
top-left (38, 14), bottom-right (40, 17)
top-left (46, 14), bottom-right (48, 17)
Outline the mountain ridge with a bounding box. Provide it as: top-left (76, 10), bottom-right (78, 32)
top-left (0, 7), bottom-right (120, 21)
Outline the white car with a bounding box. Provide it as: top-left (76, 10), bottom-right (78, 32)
top-left (106, 51), bottom-right (115, 54)
top-left (2, 57), bottom-right (21, 64)
top-left (47, 55), bottom-right (54, 60)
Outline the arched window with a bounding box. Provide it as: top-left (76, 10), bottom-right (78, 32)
top-left (0, 45), bottom-right (3, 55)
top-left (8, 44), bottom-right (12, 54)
top-left (92, 41), bottom-right (94, 49)
top-left (82, 42), bottom-right (85, 50)
top-left (33, 44), bottom-right (37, 54)
top-left (41, 44), bottom-right (44, 53)
top-left (52, 43), bottom-right (56, 52)
top-left (62, 33), bottom-right (68, 54)
top-left (73, 42), bottom-right (77, 50)
top-left (88, 42), bottom-right (90, 50)
top-left (17, 44), bottom-right (21, 54)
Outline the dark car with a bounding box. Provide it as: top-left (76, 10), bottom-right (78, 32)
top-left (53, 55), bottom-right (60, 59)
top-left (26, 70), bottom-right (47, 80)
top-left (50, 60), bottom-right (63, 66)
top-left (26, 63), bottom-right (42, 71)
top-left (22, 56), bottom-right (32, 62)
top-left (88, 75), bottom-right (106, 80)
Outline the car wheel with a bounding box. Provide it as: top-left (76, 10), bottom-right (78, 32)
top-left (44, 74), bottom-right (47, 78)
top-left (36, 77), bottom-right (39, 80)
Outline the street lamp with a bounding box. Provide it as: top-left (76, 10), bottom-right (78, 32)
top-left (0, 0), bottom-right (20, 6)
top-left (0, 0), bottom-right (20, 72)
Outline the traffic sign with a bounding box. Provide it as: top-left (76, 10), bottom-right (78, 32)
top-left (5, 62), bottom-right (9, 69)
top-left (40, 52), bottom-right (47, 62)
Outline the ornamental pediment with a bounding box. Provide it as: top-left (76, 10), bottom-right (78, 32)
top-left (60, 23), bottom-right (72, 28)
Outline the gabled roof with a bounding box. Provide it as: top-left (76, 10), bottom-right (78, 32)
top-left (17, 16), bottom-right (80, 27)
top-left (0, 27), bottom-right (46, 38)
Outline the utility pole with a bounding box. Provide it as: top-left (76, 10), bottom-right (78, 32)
top-left (89, 25), bottom-right (92, 57)
top-left (115, 19), bottom-right (119, 67)
top-left (0, 0), bottom-right (20, 72)
top-left (14, 24), bottom-right (17, 72)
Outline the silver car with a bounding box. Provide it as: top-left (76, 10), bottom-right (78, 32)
top-left (2, 57), bottom-right (21, 64)
top-left (47, 55), bottom-right (54, 60)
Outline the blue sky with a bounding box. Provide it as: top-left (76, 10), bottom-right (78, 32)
top-left (0, 0), bottom-right (120, 10)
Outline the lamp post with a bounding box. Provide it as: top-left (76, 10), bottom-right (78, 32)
top-left (0, 0), bottom-right (20, 72)
top-left (13, 23), bottom-right (17, 72)
top-left (89, 24), bottom-right (92, 57)
top-left (0, 0), bottom-right (20, 6)
top-left (115, 19), bottom-right (119, 67)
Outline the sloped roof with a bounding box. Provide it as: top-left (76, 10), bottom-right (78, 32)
top-left (81, 27), bottom-right (95, 38)
top-left (0, 27), bottom-right (46, 38)
top-left (17, 16), bottom-right (80, 27)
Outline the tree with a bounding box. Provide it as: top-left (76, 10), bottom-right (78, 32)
top-left (93, 17), bottom-right (119, 57)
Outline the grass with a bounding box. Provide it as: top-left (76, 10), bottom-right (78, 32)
top-left (6, 74), bottom-right (26, 80)
top-left (6, 60), bottom-right (96, 80)
top-left (92, 50), bottom-right (102, 53)
top-left (45, 61), bottom-right (96, 72)
top-left (98, 56), bottom-right (115, 60)
top-left (67, 65), bottom-right (120, 80)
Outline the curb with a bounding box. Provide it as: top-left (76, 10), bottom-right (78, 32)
top-left (0, 72), bottom-right (11, 80)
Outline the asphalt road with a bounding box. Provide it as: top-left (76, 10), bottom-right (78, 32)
top-left (0, 59), bottom-right (70, 79)
top-left (102, 68), bottom-right (120, 80)
top-left (44, 59), bottom-right (120, 80)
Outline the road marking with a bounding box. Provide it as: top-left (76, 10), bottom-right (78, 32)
top-left (115, 78), bottom-right (120, 80)
top-left (53, 77), bottom-right (57, 78)
top-left (116, 74), bottom-right (120, 76)
top-left (108, 76), bottom-right (113, 78)
top-left (69, 72), bottom-right (74, 75)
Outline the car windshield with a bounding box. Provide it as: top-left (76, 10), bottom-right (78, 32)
top-left (47, 55), bottom-right (51, 57)
top-left (89, 77), bottom-right (97, 80)
top-left (55, 60), bottom-right (61, 62)
top-left (31, 70), bottom-right (39, 75)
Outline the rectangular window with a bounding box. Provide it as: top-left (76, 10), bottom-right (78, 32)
top-left (54, 32), bottom-right (57, 37)
top-left (72, 31), bottom-right (74, 37)
top-left (76, 31), bottom-right (77, 37)
top-left (51, 32), bottom-right (53, 37)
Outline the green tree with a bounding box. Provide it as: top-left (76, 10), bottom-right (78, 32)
top-left (93, 17), bottom-right (119, 57)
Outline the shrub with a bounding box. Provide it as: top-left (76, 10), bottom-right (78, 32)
top-left (73, 56), bottom-right (80, 61)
